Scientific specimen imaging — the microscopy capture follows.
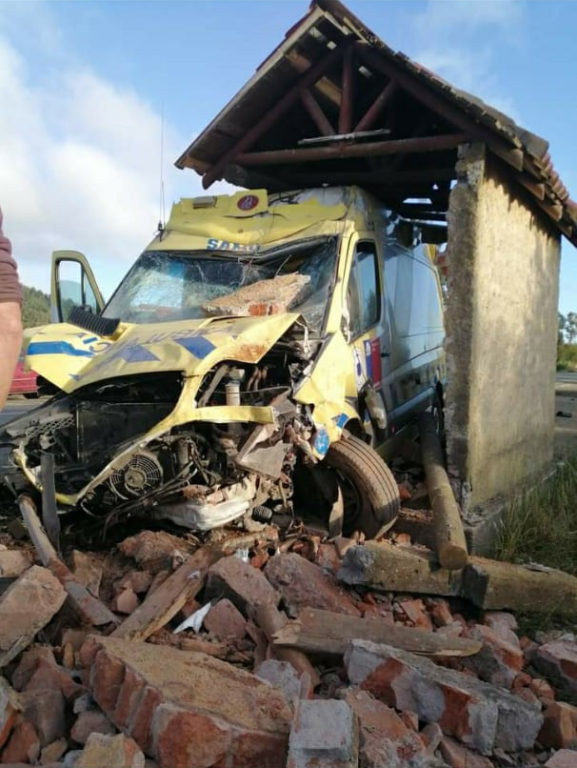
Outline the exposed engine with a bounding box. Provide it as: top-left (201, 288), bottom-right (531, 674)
top-left (4, 336), bottom-right (320, 531)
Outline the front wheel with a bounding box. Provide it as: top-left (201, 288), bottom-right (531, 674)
top-left (324, 434), bottom-right (400, 538)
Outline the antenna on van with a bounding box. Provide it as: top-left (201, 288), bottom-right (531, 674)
top-left (158, 103), bottom-right (166, 234)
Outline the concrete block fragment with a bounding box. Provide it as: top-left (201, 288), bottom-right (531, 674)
top-left (85, 636), bottom-right (292, 768)
top-left (0, 566), bottom-right (67, 666)
top-left (345, 639), bottom-right (542, 754)
top-left (287, 699), bottom-right (358, 768)
top-left (206, 555), bottom-right (278, 614)
top-left (76, 732), bottom-right (145, 768)
top-left (265, 553), bottom-right (359, 616)
top-left (534, 641), bottom-right (577, 704)
top-left (204, 598), bottom-right (247, 640)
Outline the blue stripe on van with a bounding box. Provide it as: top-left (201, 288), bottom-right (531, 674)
top-left (27, 341), bottom-right (94, 358)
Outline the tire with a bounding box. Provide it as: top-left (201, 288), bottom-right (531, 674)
top-left (324, 434), bottom-right (400, 538)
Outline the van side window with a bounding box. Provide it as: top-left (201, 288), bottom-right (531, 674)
top-left (348, 242), bottom-right (380, 338)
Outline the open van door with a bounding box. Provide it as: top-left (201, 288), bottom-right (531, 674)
top-left (50, 250), bottom-right (104, 323)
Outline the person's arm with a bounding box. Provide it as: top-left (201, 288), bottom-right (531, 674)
top-left (0, 210), bottom-right (23, 409)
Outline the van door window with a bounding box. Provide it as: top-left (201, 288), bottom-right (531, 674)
top-left (348, 242), bottom-right (380, 338)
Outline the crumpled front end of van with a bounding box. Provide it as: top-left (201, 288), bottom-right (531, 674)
top-left (5, 308), bottom-right (356, 533)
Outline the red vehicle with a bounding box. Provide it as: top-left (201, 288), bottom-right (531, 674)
top-left (10, 354), bottom-right (38, 398)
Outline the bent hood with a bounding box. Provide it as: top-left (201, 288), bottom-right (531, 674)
top-left (26, 313), bottom-right (301, 393)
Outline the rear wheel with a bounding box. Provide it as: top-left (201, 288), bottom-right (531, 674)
top-left (324, 434), bottom-right (400, 538)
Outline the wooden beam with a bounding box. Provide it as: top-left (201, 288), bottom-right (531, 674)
top-left (286, 165), bottom-right (456, 187)
top-left (18, 495), bottom-right (118, 628)
top-left (285, 49), bottom-right (341, 106)
top-left (355, 80), bottom-right (397, 133)
top-left (273, 607), bottom-right (482, 658)
top-left (355, 43), bottom-right (525, 172)
top-left (237, 132), bottom-right (468, 166)
top-left (338, 45), bottom-right (355, 133)
top-left (300, 88), bottom-right (335, 136)
top-left (201, 45), bottom-right (346, 188)
top-left (112, 544), bottom-right (221, 640)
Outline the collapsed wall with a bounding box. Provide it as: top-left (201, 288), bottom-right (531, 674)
top-left (445, 142), bottom-right (561, 548)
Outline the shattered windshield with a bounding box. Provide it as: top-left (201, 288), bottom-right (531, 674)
top-left (102, 237), bottom-right (338, 333)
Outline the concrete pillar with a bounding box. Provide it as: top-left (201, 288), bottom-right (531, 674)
top-left (445, 143), bottom-right (561, 549)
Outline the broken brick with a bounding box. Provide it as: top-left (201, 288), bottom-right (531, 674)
top-left (530, 678), bottom-right (556, 703)
top-left (71, 710), bottom-right (116, 745)
top-left (287, 699), bottom-right (358, 768)
top-left (0, 549), bottom-right (34, 578)
top-left (40, 736), bottom-right (68, 763)
top-left (0, 676), bottom-right (21, 749)
top-left (398, 598), bottom-right (433, 631)
top-left (255, 660), bottom-right (301, 707)
top-left (206, 555), bottom-right (278, 614)
top-left (345, 640), bottom-right (543, 754)
top-left (0, 566), bottom-right (67, 667)
top-left (344, 688), bottom-right (424, 764)
top-left (538, 701), bottom-right (577, 749)
top-left (21, 665), bottom-right (67, 746)
top-left (545, 749), bottom-right (577, 768)
top-left (85, 636), bottom-right (292, 768)
top-left (117, 570), bottom-right (153, 595)
top-left (264, 553), bottom-right (359, 616)
top-left (1, 718), bottom-right (41, 764)
top-left (11, 646), bottom-right (57, 690)
top-left (439, 736), bottom-right (494, 767)
top-left (113, 588), bottom-right (140, 615)
top-left (204, 598), bottom-right (247, 641)
top-left (483, 611), bottom-right (520, 647)
top-left (118, 531), bottom-right (195, 573)
top-left (534, 641), bottom-right (577, 704)
top-left (76, 732), bottom-right (145, 768)
top-left (315, 544), bottom-right (341, 576)
top-left (428, 598), bottom-right (454, 627)
top-left (420, 722), bottom-right (443, 753)
top-left (71, 550), bottom-right (103, 598)
top-left (463, 624), bottom-right (524, 688)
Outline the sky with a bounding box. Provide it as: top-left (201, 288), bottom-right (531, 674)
top-left (0, 0), bottom-right (576, 312)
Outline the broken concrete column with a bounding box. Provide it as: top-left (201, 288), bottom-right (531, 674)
top-left (345, 639), bottom-right (542, 754)
top-left (445, 143), bottom-right (561, 553)
top-left (83, 635), bottom-right (292, 768)
top-left (0, 565), bottom-right (67, 666)
top-left (287, 699), bottom-right (358, 768)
